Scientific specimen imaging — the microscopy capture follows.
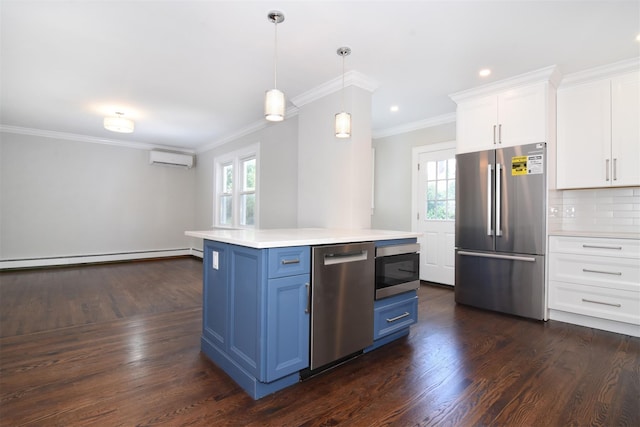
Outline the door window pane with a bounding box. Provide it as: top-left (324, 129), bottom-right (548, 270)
top-left (424, 157), bottom-right (456, 221)
top-left (427, 161), bottom-right (436, 180)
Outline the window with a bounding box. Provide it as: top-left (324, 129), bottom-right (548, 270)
top-left (426, 157), bottom-right (456, 220)
top-left (214, 144), bottom-right (259, 228)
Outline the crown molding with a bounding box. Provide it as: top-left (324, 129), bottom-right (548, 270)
top-left (449, 65), bottom-right (561, 103)
top-left (372, 112), bottom-right (456, 139)
top-left (196, 106), bottom-right (300, 154)
top-left (0, 124), bottom-right (195, 154)
top-left (558, 57), bottom-right (640, 88)
top-left (291, 70), bottom-right (380, 108)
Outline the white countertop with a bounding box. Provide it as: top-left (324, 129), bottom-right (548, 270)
top-left (185, 228), bottom-right (422, 249)
top-left (548, 230), bottom-right (640, 240)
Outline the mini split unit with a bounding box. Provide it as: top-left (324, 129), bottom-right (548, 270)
top-left (149, 150), bottom-right (194, 168)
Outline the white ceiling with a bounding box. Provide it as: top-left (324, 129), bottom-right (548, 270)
top-left (1, 0), bottom-right (638, 152)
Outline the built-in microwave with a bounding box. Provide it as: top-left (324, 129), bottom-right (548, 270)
top-left (374, 243), bottom-right (420, 300)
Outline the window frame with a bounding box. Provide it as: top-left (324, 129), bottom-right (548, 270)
top-left (213, 143), bottom-right (260, 229)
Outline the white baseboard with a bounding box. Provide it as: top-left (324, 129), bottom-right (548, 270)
top-left (549, 309), bottom-right (640, 337)
top-left (0, 248), bottom-right (203, 270)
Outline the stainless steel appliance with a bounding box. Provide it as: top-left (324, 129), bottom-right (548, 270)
top-left (375, 243), bottom-right (420, 300)
top-left (455, 142), bottom-right (546, 320)
top-left (310, 242), bottom-right (374, 370)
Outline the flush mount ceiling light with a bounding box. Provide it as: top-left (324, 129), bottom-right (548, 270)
top-left (335, 46), bottom-right (352, 139)
top-left (104, 112), bottom-right (134, 133)
top-left (264, 10), bottom-right (285, 122)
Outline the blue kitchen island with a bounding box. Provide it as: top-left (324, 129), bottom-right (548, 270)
top-left (185, 228), bottom-right (421, 399)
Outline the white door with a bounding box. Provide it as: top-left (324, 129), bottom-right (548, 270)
top-left (412, 143), bottom-right (456, 286)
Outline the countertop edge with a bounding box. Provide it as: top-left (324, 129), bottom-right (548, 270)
top-left (548, 230), bottom-right (640, 240)
top-left (185, 229), bottom-right (422, 249)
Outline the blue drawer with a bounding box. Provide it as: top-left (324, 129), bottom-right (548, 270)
top-left (373, 292), bottom-right (418, 340)
top-left (267, 246), bottom-right (310, 279)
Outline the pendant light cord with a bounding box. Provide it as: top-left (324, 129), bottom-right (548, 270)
top-left (341, 53), bottom-right (345, 111)
top-left (273, 21), bottom-right (278, 89)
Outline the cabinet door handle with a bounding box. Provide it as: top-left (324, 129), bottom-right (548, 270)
top-left (281, 258), bottom-right (300, 265)
top-left (606, 159), bottom-right (610, 181)
top-left (613, 158), bottom-right (617, 181)
top-left (493, 125), bottom-right (496, 145)
top-left (305, 283), bottom-right (310, 314)
top-left (386, 312), bottom-right (410, 323)
top-left (582, 268), bottom-right (622, 276)
top-left (582, 298), bottom-right (621, 308)
top-left (582, 244), bottom-right (622, 250)
top-left (498, 124), bottom-right (502, 144)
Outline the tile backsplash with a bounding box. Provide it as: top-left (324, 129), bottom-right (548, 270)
top-left (548, 187), bottom-right (640, 234)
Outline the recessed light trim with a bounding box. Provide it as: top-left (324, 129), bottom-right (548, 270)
top-left (390, 105), bottom-right (399, 112)
top-left (479, 68), bottom-right (491, 77)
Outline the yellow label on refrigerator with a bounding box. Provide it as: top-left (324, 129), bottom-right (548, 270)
top-left (511, 156), bottom-right (528, 176)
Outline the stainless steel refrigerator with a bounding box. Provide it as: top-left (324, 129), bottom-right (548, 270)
top-left (454, 142), bottom-right (546, 320)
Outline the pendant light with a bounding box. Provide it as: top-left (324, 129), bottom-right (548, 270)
top-left (265, 11), bottom-right (285, 122)
top-left (104, 112), bottom-right (134, 133)
top-left (335, 46), bottom-right (352, 138)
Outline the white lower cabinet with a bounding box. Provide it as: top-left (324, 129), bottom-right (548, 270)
top-left (548, 236), bottom-right (640, 336)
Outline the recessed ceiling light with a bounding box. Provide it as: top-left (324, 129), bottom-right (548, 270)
top-left (479, 69), bottom-right (491, 77)
top-left (390, 105), bottom-right (399, 112)
top-left (636, 33), bottom-right (640, 42)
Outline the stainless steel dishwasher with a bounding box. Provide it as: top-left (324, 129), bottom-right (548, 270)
top-left (310, 242), bottom-right (375, 371)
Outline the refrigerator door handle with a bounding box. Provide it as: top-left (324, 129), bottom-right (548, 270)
top-left (495, 163), bottom-right (502, 236)
top-left (457, 251), bottom-right (536, 262)
top-left (487, 164), bottom-right (493, 236)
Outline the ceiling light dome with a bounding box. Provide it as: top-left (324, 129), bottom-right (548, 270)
top-left (104, 112), bottom-right (134, 133)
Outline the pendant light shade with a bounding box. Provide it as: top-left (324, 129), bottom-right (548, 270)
top-left (335, 112), bottom-right (351, 138)
top-left (335, 46), bottom-right (352, 138)
top-left (265, 88), bottom-right (285, 121)
top-left (104, 112), bottom-right (134, 133)
top-left (265, 11), bottom-right (285, 122)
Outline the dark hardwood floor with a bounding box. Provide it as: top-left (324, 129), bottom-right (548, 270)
top-left (1, 258), bottom-right (638, 426)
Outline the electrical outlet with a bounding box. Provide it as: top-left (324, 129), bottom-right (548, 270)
top-left (212, 251), bottom-right (219, 270)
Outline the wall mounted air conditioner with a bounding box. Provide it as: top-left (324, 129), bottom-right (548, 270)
top-left (149, 150), bottom-right (194, 168)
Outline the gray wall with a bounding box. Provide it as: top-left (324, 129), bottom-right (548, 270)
top-left (0, 132), bottom-right (196, 259)
top-left (1, 115), bottom-right (451, 261)
top-left (193, 117), bottom-right (299, 232)
top-left (297, 87), bottom-right (373, 229)
top-left (371, 122), bottom-right (456, 231)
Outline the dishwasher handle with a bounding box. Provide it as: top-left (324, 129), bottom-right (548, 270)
top-left (323, 250), bottom-right (369, 266)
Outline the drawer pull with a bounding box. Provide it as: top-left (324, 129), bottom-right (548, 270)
top-left (386, 312), bottom-right (410, 323)
top-left (582, 298), bottom-right (622, 308)
top-left (582, 244), bottom-right (622, 250)
top-left (281, 258), bottom-right (300, 265)
top-left (582, 268), bottom-right (622, 276)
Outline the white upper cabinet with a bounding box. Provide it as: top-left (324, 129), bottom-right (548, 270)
top-left (451, 66), bottom-right (559, 154)
top-left (498, 83), bottom-right (548, 147)
top-left (557, 69), bottom-right (640, 189)
top-left (455, 95), bottom-right (497, 152)
top-left (611, 72), bottom-right (640, 187)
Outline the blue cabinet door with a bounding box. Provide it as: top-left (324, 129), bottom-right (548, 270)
top-left (203, 241), bottom-right (228, 349)
top-left (227, 245), bottom-right (267, 379)
top-left (265, 274), bottom-right (310, 382)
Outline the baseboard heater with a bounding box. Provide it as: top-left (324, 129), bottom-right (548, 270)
top-left (0, 248), bottom-right (202, 270)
